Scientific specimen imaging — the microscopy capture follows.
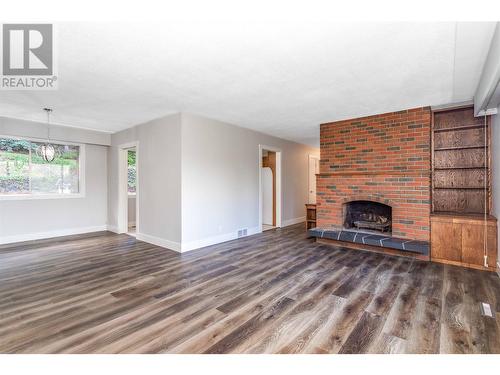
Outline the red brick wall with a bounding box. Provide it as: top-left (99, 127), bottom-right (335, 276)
top-left (317, 107), bottom-right (432, 241)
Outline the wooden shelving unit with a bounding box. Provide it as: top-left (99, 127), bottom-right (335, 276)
top-left (431, 106), bottom-right (491, 214)
top-left (305, 204), bottom-right (317, 230)
top-left (430, 106), bottom-right (497, 271)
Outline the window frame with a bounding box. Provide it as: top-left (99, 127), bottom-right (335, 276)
top-left (0, 134), bottom-right (86, 200)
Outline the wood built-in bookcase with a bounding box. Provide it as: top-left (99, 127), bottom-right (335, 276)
top-left (430, 106), bottom-right (497, 271)
top-left (431, 106), bottom-right (491, 214)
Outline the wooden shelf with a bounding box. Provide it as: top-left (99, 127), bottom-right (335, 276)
top-left (434, 167), bottom-right (485, 170)
top-left (434, 187), bottom-right (485, 190)
top-left (431, 212), bottom-right (497, 221)
top-left (433, 124), bottom-right (485, 133)
top-left (434, 145), bottom-right (487, 151)
top-left (305, 204), bottom-right (317, 231)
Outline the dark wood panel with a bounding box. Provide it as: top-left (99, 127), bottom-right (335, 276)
top-left (433, 107), bottom-right (483, 130)
top-left (434, 127), bottom-right (485, 149)
top-left (433, 189), bottom-right (485, 213)
top-left (461, 223), bottom-right (497, 266)
top-left (431, 221), bottom-right (461, 262)
top-left (434, 149), bottom-right (485, 169)
top-left (434, 169), bottom-right (486, 189)
top-left (0, 225), bottom-right (498, 353)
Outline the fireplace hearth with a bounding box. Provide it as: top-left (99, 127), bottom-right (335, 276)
top-left (343, 200), bottom-right (392, 234)
top-left (309, 197), bottom-right (429, 255)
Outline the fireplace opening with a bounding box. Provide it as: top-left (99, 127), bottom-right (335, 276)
top-left (343, 200), bottom-right (392, 234)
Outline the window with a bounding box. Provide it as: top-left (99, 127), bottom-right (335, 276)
top-left (127, 149), bottom-right (136, 194)
top-left (0, 137), bottom-right (82, 198)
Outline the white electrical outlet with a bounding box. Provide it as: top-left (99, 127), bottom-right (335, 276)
top-left (480, 302), bottom-right (493, 318)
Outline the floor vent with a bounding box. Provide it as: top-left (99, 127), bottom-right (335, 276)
top-left (237, 228), bottom-right (248, 238)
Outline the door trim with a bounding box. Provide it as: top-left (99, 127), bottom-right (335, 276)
top-left (308, 154), bottom-right (320, 204)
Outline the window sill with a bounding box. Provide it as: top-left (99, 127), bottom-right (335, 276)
top-left (0, 193), bottom-right (85, 201)
top-left (128, 193), bottom-right (137, 197)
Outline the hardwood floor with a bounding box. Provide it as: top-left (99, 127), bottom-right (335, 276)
top-left (0, 224), bottom-right (499, 354)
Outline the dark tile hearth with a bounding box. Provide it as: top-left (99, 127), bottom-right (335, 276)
top-left (308, 227), bottom-right (430, 255)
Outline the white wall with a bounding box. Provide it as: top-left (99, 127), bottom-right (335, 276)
top-left (474, 23), bottom-right (500, 115)
top-left (107, 114), bottom-right (182, 248)
top-left (180, 113), bottom-right (318, 251)
top-left (0, 117), bottom-right (111, 146)
top-left (106, 112), bottom-right (317, 252)
top-left (491, 110), bottom-right (500, 268)
top-left (0, 118), bottom-right (108, 244)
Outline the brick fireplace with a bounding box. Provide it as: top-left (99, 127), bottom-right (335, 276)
top-left (316, 107), bottom-right (432, 242)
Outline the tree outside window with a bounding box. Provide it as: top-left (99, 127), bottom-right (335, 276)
top-left (127, 150), bottom-right (136, 194)
top-left (0, 137), bottom-right (80, 196)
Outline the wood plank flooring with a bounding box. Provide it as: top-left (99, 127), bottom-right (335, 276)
top-left (0, 224), bottom-right (499, 353)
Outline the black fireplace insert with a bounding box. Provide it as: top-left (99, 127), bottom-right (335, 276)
top-left (343, 200), bottom-right (392, 233)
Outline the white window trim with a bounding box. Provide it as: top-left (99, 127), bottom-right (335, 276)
top-left (127, 150), bottom-right (137, 197)
top-left (0, 135), bottom-right (86, 200)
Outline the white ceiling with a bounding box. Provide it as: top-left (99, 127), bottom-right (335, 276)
top-left (0, 22), bottom-right (496, 146)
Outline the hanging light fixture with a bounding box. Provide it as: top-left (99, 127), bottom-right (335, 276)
top-left (37, 108), bottom-right (58, 163)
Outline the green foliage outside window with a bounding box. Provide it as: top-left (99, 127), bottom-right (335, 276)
top-left (128, 150), bottom-right (136, 194)
top-left (0, 137), bottom-right (80, 195)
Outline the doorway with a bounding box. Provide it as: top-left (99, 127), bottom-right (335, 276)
top-left (259, 145), bottom-right (282, 231)
top-left (126, 148), bottom-right (137, 236)
top-left (117, 142), bottom-right (139, 236)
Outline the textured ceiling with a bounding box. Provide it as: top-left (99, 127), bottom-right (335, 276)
top-left (0, 22), bottom-right (496, 146)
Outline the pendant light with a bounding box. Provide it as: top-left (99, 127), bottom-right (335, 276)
top-left (37, 108), bottom-right (58, 163)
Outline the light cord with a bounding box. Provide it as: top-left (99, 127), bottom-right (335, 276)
top-left (484, 114), bottom-right (488, 268)
top-left (45, 108), bottom-right (51, 143)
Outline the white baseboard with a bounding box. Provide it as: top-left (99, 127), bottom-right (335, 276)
top-left (0, 225), bottom-right (108, 245)
top-left (107, 225), bottom-right (120, 234)
top-left (135, 232), bottom-right (181, 253)
top-left (282, 216), bottom-right (306, 227)
top-left (0, 219), bottom-right (302, 252)
top-left (181, 226), bottom-right (261, 252)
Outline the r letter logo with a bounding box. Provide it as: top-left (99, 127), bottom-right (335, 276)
top-left (1, 24), bottom-right (58, 90)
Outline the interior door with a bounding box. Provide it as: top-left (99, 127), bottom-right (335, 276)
top-left (308, 155), bottom-right (319, 203)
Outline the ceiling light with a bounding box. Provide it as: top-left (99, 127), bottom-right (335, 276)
top-left (36, 108), bottom-right (59, 163)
